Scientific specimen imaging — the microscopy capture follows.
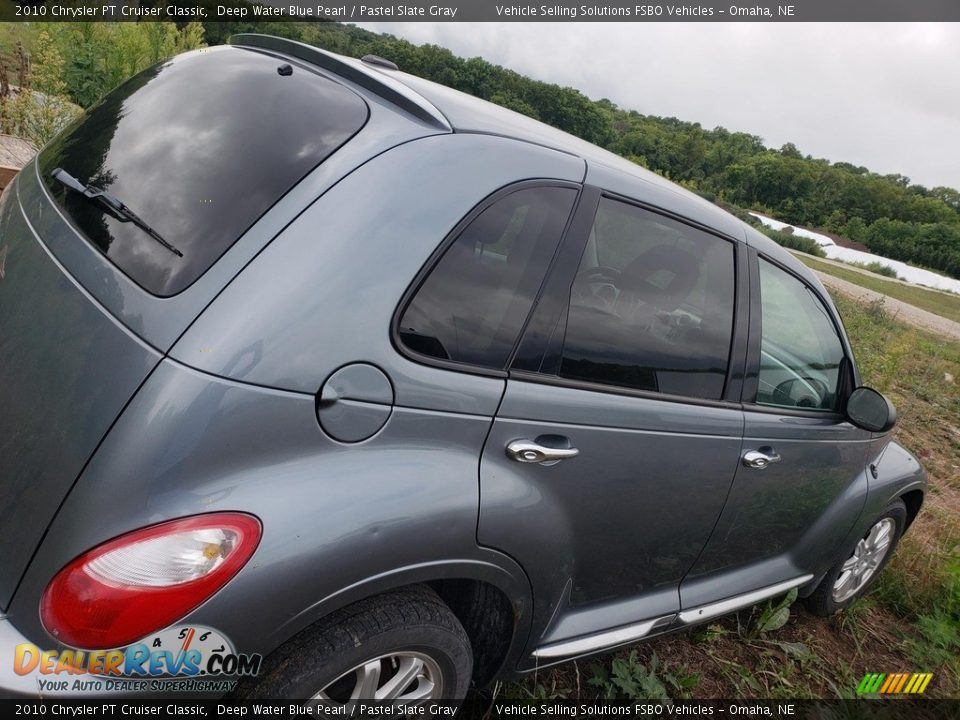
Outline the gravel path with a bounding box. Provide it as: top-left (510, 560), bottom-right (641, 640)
top-left (814, 271), bottom-right (960, 342)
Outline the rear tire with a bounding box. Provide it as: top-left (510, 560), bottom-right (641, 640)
top-left (233, 585), bottom-right (473, 701)
top-left (804, 499), bottom-right (906, 617)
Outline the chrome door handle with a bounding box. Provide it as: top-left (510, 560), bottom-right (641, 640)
top-left (506, 439), bottom-right (579, 464)
top-left (742, 447), bottom-right (781, 469)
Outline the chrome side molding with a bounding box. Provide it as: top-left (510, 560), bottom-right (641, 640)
top-left (531, 575), bottom-right (813, 660)
top-left (532, 614), bottom-right (676, 659)
top-left (677, 575), bottom-right (814, 625)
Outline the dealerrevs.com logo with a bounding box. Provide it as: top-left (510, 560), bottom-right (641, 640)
top-left (13, 625), bottom-right (262, 694)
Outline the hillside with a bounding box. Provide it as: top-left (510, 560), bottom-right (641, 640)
top-left (4, 20), bottom-right (960, 278)
top-left (202, 20), bottom-right (960, 279)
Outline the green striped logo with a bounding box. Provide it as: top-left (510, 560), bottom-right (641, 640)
top-left (857, 673), bottom-right (886, 694)
top-left (857, 672), bottom-right (933, 694)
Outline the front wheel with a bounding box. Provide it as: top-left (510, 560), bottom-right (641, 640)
top-left (234, 586), bottom-right (473, 702)
top-left (804, 499), bottom-right (906, 616)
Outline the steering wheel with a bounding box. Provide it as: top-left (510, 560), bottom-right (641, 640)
top-left (572, 266), bottom-right (621, 314)
top-left (773, 377), bottom-right (831, 409)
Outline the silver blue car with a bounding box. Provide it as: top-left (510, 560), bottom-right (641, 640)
top-left (0, 34), bottom-right (926, 702)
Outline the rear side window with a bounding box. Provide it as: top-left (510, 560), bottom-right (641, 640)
top-left (39, 46), bottom-right (368, 296)
top-left (397, 186), bottom-right (577, 370)
top-left (756, 258), bottom-right (845, 411)
top-left (558, 198), bottom-right (736, 400)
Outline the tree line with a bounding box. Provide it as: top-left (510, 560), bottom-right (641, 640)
top-left (5, 20), bottom-right (959, 278)
top-left (226, 21), bottom-right (960, 277)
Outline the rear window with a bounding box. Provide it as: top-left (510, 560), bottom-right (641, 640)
top-left (39, 46), bottom-right (368, 296)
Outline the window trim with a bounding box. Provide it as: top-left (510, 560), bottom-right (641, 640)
top-left (507, 185), bottom-right (602, 374)
top-left (743, 250), bottom-right (857, 418)
top-left (725, 240), bottom-right (752, 403)
top-left (511, 189), bottom-right (745, 405)
top-left (509, 369), bottom-right (742, 411)
top-left (600, 189), bottom-right (746, 247)
top-left (390, 179), bottom-right (584, 378)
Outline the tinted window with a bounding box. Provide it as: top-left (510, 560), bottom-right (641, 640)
top-left (559, 198), bottom-right (735, 400)
top-left (757, 259), bottom-right (845, 411)
top-left (398, 187), bottom-right (576, 369)
top-left (39, 46), bottom-right (368, 295)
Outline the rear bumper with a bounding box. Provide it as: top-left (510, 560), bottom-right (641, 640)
top-left (0, 616), bottom-right (231, 699)
top-left (0, 614), bottom-right (50, 698)
top-left (0, 615), bottom-right (134, 699)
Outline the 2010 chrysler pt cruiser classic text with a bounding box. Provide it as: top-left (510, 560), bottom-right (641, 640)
top-left (0, 34), bottom-right (926, 701)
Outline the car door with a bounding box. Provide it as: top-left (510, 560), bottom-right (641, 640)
top-left (680, 248), bottom-right (872, 610)
top-left (478, 189), bottom-right (749, 661)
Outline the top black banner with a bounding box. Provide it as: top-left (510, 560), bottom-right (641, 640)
top-left (4, 0), bottom-right (960, 22)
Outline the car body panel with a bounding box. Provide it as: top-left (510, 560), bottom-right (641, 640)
top-left (0, 56), bottom-right (445, 616)
top-left (8, 132), bottom-right (584, 667)
top-left (681, 410), bottom-right (872, 605)
top-left (0, 177), bottom-right (161, 610)
top-left (169, 132), bottom-right (586, 404)
top-left (8, 359), bottom-right (529, 667)
top-left (679, 240), bottom-right (873, 606)
top-left (479, 379), bottom-right (744, 652)
top-left (864, 437), bottom-right (927, 523)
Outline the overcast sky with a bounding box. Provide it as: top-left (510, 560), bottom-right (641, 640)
top-left (356, 23), bottom-right (960, 191)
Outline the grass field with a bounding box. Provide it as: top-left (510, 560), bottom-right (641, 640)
top-left (796, 254), bottom-right (960, 325)
top-left (487, 294), bottom-right (960, 701)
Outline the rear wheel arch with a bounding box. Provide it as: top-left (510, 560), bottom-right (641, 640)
top-left (268, 559), bottom-right (532, 687)
top-left (427, 578), bottom-right (516, 686)
top-left (233, 583), bottom-right (473, 700)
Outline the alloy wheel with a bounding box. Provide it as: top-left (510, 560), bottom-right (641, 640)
top-left (311, 651), bottom-right (443, 708)
top-left (832, 518), bottom-right (896, 603)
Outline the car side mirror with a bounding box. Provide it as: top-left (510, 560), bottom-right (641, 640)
top-left (846, 386), bottom-right (897, 432)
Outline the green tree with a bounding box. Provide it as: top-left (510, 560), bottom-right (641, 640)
top-left (29, 19), bottom-right (960, 278)
top-left (0, 34), bottom-right (81, 145)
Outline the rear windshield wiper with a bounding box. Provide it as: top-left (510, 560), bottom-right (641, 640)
top-left (51, 168), bottom-right (183, 258)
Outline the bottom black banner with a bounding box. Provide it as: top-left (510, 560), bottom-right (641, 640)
top-left (1, 699), bottom-right (957, 720)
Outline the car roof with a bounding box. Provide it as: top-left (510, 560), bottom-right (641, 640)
top-left (393, 70), bottom-right (730, 207)
top-left (227, 34), bottom-right (824, 293)
top-left (388, 68), bottom-right (823, 286)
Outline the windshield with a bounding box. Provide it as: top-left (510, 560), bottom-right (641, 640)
top-left (39, 46), bottom-right (368, 296)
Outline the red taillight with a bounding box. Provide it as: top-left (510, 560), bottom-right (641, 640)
top-left (41, 513), bottom-right (261, 650)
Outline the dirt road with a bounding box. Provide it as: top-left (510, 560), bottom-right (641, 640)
top-left (814, 271), bottom-right (960, 341)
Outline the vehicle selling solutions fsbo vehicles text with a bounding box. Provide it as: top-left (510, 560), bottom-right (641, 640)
top-left (495, 5), bottom-right (796, 17)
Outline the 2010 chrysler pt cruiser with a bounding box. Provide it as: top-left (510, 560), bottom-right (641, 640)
top-left (0, 34), bottom-right (925, 701)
